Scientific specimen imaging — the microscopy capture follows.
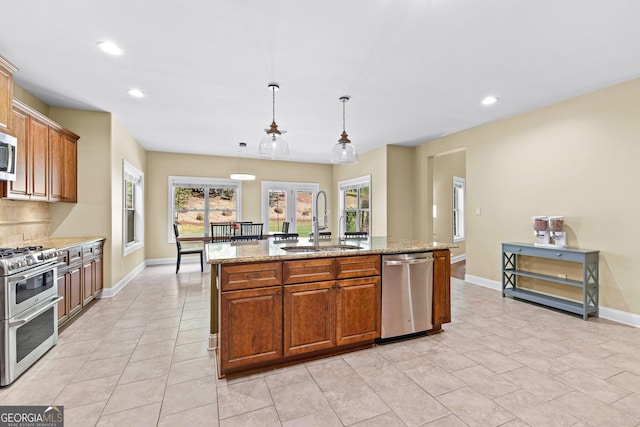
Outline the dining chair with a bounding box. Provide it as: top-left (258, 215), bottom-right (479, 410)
top-left (234, 223), bottom-right (263, 240)
top-left (344, 231), bottom-right (369, 239)
top-left (211, 223), bottom-right (234, 242)
top-left (173, 223), bottom-right (204, 273)
top-left (281, 222), bottom-right (290, 233)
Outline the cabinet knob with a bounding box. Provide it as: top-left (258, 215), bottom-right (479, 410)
top-left (276, 290), bottom-right (282, 296)
top-left (336, 284), bottom-right (342, 289)
top-left (557, 253), bottom-right (562, 257)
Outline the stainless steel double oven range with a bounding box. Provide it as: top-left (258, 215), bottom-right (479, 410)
top-left (0, 246), bottom-right (61, 386)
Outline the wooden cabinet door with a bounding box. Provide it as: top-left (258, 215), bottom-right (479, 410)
top-left (283, 281), bottom-right (335, 356)
top-left (48, 127), bottom-right (64, 201)
top-left (93, 258), bottom-right (103, 293)
top-left (335, 276), bottom-right (381, 346)
top-left (82, 262), bottom-right (94, 305)
top-left (29, 116), bottom-right (49, 199)
top-left (220, 286), bottom-right (283, 373)
top-left (432, 249), bottom-right (451, 328)
top-left (0, 57), bottom-right (14, 130)
top-left (4, 106), bottom-right (29, 199)
top-left (62, 134), bottom-right (77, 202)
top-left (57, 274), bottom-right (68, 324)
top-left (68, 267), bottom-right (82, 317)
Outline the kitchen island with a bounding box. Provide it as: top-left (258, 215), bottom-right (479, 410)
top-left (206, 237), bottom-right (454, 377)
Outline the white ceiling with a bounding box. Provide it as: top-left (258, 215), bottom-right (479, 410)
top-left (1, 0), bottom-right (640, 164)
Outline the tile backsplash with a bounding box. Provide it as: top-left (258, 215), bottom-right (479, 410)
top-left (0, 199), bottom-right (49, 247)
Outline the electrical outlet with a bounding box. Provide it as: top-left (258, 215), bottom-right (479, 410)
top-left (557, 273), bottom-right (567, 279)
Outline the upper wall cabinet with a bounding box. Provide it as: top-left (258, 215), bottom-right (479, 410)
top-left (1, 99), bottom-right (79, 203)
top-left (0, 55), bottom-right (18, 131)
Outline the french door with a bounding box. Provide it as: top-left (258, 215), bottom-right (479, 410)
top-left (261, 182), bottom-right (318, 235)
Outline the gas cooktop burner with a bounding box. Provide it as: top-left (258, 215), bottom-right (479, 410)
top-left (0, 246), bottom-right (44, 258)
top-left (0, 246), bottom-right (59, 276)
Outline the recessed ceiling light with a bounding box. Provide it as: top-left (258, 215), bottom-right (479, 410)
top-left (481, 96), bottom-right (498, 106)
top-left (97, 41), bottom-right (123, 56)
top-left (127, 88), bottom-right (146, 98)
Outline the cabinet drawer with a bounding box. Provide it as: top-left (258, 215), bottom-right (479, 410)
top-left (283, 258), bottom-right (336, 284)
top-left (68, 246), bottom-right (83, 266)
top-left (335, 255), bottom-right (381, 279)
top-left (221, 262), bottom-right (282, 291)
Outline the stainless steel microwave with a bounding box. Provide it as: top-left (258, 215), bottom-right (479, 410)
top-left (0, 131), bottom-right (17, 181)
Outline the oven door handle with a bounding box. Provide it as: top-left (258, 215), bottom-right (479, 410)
top-left (9, 296), bottom-right (63, 327)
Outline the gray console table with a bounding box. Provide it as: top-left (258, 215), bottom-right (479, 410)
top-left (502, 243), bottom-right (599, 320)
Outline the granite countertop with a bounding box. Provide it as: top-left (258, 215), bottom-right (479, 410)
top-left (24, 236), bottom-right (106, 250)
top-left (205, 236), bottom-right (456, 264)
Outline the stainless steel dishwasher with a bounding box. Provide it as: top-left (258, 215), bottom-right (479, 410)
top-left (380, 252), bottom-right (434, 340)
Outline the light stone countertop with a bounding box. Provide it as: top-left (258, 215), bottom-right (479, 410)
top-left (23, 236), bottom-right (106, 250)
top-left (205, 236), bottom-right (456, 265)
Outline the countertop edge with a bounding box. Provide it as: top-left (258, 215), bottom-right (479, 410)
top-left (206, 242), bottom-right (455, 265)
top-left (27, 236), bottom-right (106, 250)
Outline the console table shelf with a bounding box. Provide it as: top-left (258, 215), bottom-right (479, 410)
top-left (502, 243), bottom-right (599, 320)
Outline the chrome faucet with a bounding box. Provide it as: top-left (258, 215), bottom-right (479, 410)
top-left (338, 215), bottom-right (345, 243)
top-left (313, 190), bottom-right (328, 245)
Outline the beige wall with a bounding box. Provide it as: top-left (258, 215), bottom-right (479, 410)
top-left (415, 77), bottom-right (640, 315)
top-left (386, 145), bottom-right (416, 239)
top-left (13, 84), bottom-right (49, 116)
top-left (145, 151), bottom-right (333, 260)
top-left (332, 146), bottom-right (387, 236)
top-left (111, 118), bottom-right (146, 284)
top-left (47, 108), bottom-right (113, 287)
top-left (433, 149), bottom-right (466, 258)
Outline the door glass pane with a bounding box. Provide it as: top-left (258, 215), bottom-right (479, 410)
top-left (295, 190), bottom-right (313, 235)
top-left (209, 187), bottom-right (237, 225)
top-left (268, 190), bottom-right (288, 233)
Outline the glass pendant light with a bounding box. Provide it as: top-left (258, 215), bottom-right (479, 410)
top-left (331, 95), bottom-right (358, 164)
top-left (230, 142), bottom-right (256, 181)
top-left (259, 83), bottom-right (289, 159)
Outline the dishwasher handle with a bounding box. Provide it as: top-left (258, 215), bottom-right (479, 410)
top-left (384, 258), bottom-right (431, 266)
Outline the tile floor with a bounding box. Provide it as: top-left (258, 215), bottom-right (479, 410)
top-left (2, 263), bottom-right (640, 426)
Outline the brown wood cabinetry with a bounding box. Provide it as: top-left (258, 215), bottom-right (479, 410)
top-left (56, 241), bottom-right (104, 327)
top-left (1, 99), bottom-right (78, 203)
top-left (82, 241), bottom-right (103, 305)
top-left (57, 246), bottom-right (83, 326)
top-left (283, 281), bottom-right (335, 356)
top-left (432, 249), bottom-right (451, 329)
top-left (335, 276), bottom-right (381, 345)
top-left (0, 55), bottom-right (17, 131)
top-left (220, 286), bottom-right (283, 371)
top-left (218, 255), bottom-right (381, 376)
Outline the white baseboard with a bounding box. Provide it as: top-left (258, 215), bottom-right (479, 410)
top-left (463, 274), bottom-right (639, 328)
top-left (451, 254), bottom-right (466, 264)
top-left (464, 274), bottom-right (501, 291)
top-left (97, 260), bottom-right (146, 298)
top-left (208, 334), bottom-right (218, 351)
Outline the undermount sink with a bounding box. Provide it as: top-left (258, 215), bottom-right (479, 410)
top-left (280, 244), bottom-right (363, 253)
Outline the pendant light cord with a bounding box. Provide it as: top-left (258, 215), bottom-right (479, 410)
top-left (342, 98), bottom-right (346, 132)
top-left (272, 86), bottom-right (276, 122)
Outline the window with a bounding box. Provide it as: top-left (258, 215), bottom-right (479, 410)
top-left (168, 176), bottom-right (242, 241)
top-left (261, 181), bottom-right (318, 235)
top-left (123, 160), bottom-right (144, 255)
top-left (453, 176), bottom-right (465, 242)
top-left (338, 175), bottom-right (370, 234)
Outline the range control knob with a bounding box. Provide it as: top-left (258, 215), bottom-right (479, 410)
top-left (10, 262), bottom-right (20, 270)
